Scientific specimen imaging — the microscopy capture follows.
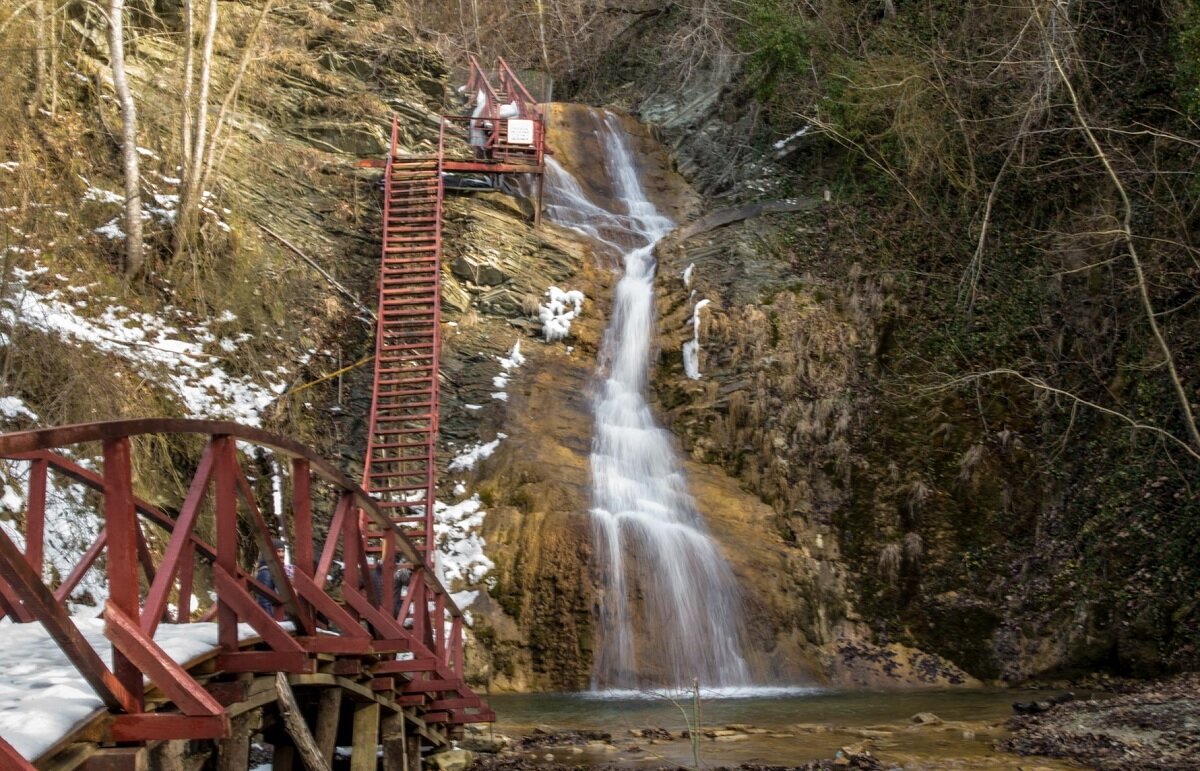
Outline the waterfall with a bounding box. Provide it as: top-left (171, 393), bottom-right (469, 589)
top-left (544, 110), bottom-right (750, 691)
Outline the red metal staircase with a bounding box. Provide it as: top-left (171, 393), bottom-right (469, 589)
top-left (362, 58), bottom-right (545, 580)
top-left (361, 132), bottom-right (445, 571)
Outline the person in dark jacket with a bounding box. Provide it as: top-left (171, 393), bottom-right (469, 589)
top-left (255, 538), bottom-right (291, 615)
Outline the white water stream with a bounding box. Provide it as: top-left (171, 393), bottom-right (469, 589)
top-left (543, 111), bottom-right (750, 690)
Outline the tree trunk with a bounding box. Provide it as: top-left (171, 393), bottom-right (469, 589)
top-left (175, 0), bottom-right (217, 259)
top-left (107, 0), bottom-right (143, 276)
top-left (26, 0), bottom-right (46, 117)
top-left (180, 0), bottom-right (195, 182)
top-left (198, 0), bottom-right (274, 196)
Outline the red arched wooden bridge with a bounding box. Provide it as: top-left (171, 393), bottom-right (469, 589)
top-left (0, 56), bottom-right (545, 770)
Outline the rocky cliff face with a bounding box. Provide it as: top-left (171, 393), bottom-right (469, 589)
top-left (9, 0), bottom-right (1192, 692)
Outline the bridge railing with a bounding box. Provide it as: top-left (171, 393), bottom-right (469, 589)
top-left (0, 419), bottom-right (476, 747)
top-left (443, 55), bottom-right (545, 169)
top-left (496, 56), bottom-right (543, 121)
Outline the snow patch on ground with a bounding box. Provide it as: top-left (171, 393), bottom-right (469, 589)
top-left (682, 263), bottom-right (695, 287)
top-left (81, 177), bottom-right (231, 235)
top-left (448, 434), bottom-right (507, 472)
top-left (490, 340), bottom-right (525, 401)
top-left (538, 286), bottom-right (585, 343)
top-left (1, 264), bottom-right (293, 426)
top-left (682, 298), bottom-right (712, 380)
top-left (0, 619), bottom-right (262, 761)
top-left (434, 495), bottom-right (493, 620)
top-left (0, 397), bottom-right (37, 422)
top-left (773, 124), bottom-right (811, 151)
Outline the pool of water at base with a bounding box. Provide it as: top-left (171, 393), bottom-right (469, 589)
top-left (482, 688), bottom-right (1093, 769)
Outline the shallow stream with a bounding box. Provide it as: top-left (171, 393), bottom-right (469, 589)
top-left (484, 689), bottom-right (1088, 769)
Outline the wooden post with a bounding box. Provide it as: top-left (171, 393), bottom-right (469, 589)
top-left (350, 701), bottom-right (381, 771)
top-left (381, 710), bottom-right (406, 771)
top-left (406, 724), bottom-right (422, 771)
top-left (272, 745), bottom-right (297, 771)
top-left (313, 687), bottom-right (343, 765)
top-left (103, 437), bottom-right (143, 707)
top-left (275, 673), bottom-right (332, 771)
top-left (216, 712), bottom-right (252, 771)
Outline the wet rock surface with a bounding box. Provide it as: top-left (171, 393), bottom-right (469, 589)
top-left (1001, 673), bottom-right (1200, 769)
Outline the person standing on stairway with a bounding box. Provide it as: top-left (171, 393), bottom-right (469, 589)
top-left (255, 538), bottom-right (293, 617)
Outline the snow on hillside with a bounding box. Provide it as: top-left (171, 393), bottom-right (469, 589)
top-left (0, 262), bottom-right (297, 427)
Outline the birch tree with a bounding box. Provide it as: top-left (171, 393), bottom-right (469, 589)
top-left (26, 0), bottom-right (46, 117)
top-left (174, 0), bottom-right (217, 259)
top-left (107, 0), bottom-right (143, 276)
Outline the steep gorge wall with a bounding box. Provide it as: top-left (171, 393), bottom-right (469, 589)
top-left (609, 4), bottom-right (1200, 683)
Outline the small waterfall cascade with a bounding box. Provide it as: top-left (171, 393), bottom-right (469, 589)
top-left (543, 110), bottom-right (751, 691)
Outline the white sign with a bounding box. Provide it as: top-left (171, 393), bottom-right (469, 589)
top-left (507, 119), bottom-right (534, 146)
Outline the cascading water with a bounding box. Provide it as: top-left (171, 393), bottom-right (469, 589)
top-left (544, 110), bottom-right (750, 691)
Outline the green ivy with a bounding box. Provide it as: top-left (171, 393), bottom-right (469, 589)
top-left (1175, 2), bottom-right (1200, 120)
top-left (740, 0), bottom-right (810, 101)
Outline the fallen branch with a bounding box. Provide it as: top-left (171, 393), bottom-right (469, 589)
top-left (1032, 1), bottom-right (1200, 452)
top-left (275, 673), bottom-right (333, 771)
top-left (256, 221), bottom-right (376, 322)
top-left (926, 368), bottom-right (1200, 464)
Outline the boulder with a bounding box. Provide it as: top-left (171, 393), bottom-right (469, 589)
top-left (910, 712), bottom-right (943, 725)
top-left (427, 749), bottom-right (474, 771)
top-left (459, 733), bottom-right (511, 753)
top-left (452, 254), bottom-right (508, 286)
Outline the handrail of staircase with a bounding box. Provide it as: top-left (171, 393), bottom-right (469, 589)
top-left (466, 53), bottom-right (502, 120)
top-left (496, 56), bottom-right (542, 120)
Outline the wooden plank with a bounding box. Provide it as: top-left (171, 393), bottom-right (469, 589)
top-left (295, 636), bottom-right (373, 655)
top-left (381, 710), bottom-right (406, 771)
top-left (215, 651), bottom-right (312, 674)
top-left (103, 437), bottom-right (143, 708)
top-left (215, 712), bottom-right (252, 771)
top-left (326, 659), bottom-right (361, 676)
top-left (36, 741), bottom-right (95, 771)
top-left (402, 679), bottom-right (456, 693)
top-left (313, 687), bottom-right (343, 767)
top-left (350, 701), bottom-right (380, 771)
top-left (0, 527), bottom-right (134, 712)
top-left (108, 714), bottom-right (228, 742)
top-left (102, 602), bottom-right (225, 717)
top-left (427, 698), bottom-right (480, 710)
top-left (204, 681), bottom-right (248, 707)
top-left (274, 673), bottom-right (332, 771)
top-left (373, 658), bottom-right (442, 675)
top-left (78, 746), bottom-right (147, 771)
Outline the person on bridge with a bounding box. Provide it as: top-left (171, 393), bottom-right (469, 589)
top-left (255, 538), bottom-right (293, 616)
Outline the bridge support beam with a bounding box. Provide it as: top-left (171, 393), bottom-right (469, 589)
top-left (350, 701), bottom-right (381, 771)
top-left (314, 687), bottom-right (343, 766)
top-left (382, 710), bottom-right (407, 771)
top-left (80, 746), bottom-right (148, 771)
top-left (215, 711), bottom-right (254, 771)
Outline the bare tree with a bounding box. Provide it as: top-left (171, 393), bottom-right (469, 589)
top-left (197, 0), bottom-right (275, 197)
top-left (107, 0), bottom-right (143, 276)
top-left (174, 0), bottom-right (218, 259)
top-left (1030, 0), bottom-right (1200, 453)
top-left (26, 0), bottom-right (46, 117)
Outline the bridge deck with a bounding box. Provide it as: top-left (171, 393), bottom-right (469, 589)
top-left (0, 619), bottom-right (263, 762)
